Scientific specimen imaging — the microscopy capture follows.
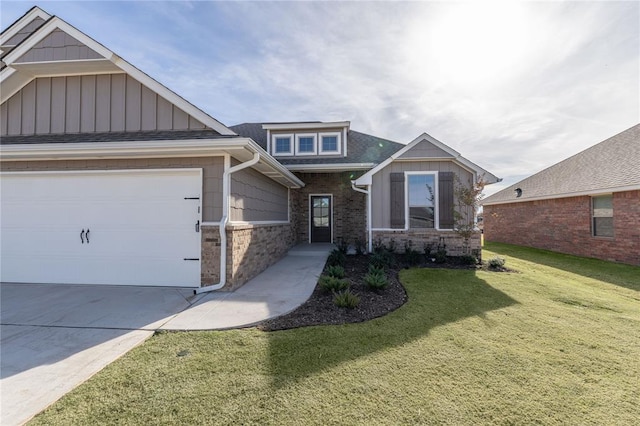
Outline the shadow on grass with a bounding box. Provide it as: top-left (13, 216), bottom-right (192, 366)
top-left (266, 269), bottom-right (517, 389)
top-left (485, 242), bottom-right (640, 292)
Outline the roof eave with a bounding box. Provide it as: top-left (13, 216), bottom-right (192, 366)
top-left (482, 184), bottom-right (640, 206)
top-left (0, 137), bottom-right (304, 188)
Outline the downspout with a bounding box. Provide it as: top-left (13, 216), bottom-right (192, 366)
top-left (351, 182), bottom-right (372, 253)
top-left (195, 152), bottom-right (260, 294)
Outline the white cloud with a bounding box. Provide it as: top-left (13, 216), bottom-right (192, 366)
top-left (1, 0), bottom-right (637, 197)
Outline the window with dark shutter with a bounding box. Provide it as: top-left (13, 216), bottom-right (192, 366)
top-left (438, 171), bottom-right (455, 229)
top-left (390, 173), bottom-right (405, 229)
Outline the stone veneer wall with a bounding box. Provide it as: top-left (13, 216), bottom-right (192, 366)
top-left (484, 190), bottom-right (640, 265)
top-left (372, 229), bottom-right (481, 257)
top-left (225, 222), bottom-right (296, 290)
top-left (291, 172), bottom-right (367, 245)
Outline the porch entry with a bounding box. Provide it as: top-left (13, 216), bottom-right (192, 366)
top-left (310, 195), bottom-right (332, 243)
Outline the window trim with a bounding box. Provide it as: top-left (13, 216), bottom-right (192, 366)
top-left (405, 171), bottom-right (439, 230)
top-left (295, 133), bottom-right (317, 155)
top-left (319, 132), bottom-right (342, 155)
top-left (272, 134), bottom-right (294, 156)
top-left (592, 194), bottom-right (614, 238)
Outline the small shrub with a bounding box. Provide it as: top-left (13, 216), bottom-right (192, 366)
top-left (460, 255), bottom-right (477, 266)
top-left (319, 275), bottom-right (349, 292)
top-left (325, 265), bottom-right (345, 279)
top-left (423, 243), bottom-right (434, 257)
top-left (370, 250), bottom-right (395, 269)
top-left (434, 249), bottom-right (447, 264)
top-left (364, 270), bottom-right (388, 290)
top-left (488, 256), bottom-right (506, 269)
top-left (354, 239), bottom-right (365, 255)
top-left (337, 239), bottom-right (349, 254)
top-left (368, 264), bottom-right (385, 275)
top-left (333, 289), bottom-right (360, 308)
top-left (404, 247), bottom-right (421, 266)
top-left (327, 249), bottom-right (346, 267)
top-left (373, 238), bottom-right (385, 253)
top-left (387, 238), bottom-right (397, 253)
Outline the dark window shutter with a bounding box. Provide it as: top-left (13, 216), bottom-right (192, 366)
top-left (438, 172), bottom-right (454, 229)
top-left (390, 173), bottom-right (405, 229)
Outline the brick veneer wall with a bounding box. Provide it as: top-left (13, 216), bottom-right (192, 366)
top-left (291, 172), bottom-right (367, 245)
top-left (372, 229), bottom-right (481, 257)
top-left (200, 222), bottom-right (295, 290)
top-left (201, 225), bottom-right (222, 285)
top-left (225, 222), bottom-right (296, 290)
top-left (484, 190), bottom-right (640, 265)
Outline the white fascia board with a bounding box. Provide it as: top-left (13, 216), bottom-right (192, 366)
top-left (3, 17), bottom-right (115, 65)
top-left (262, 121), bottom-right (350, 131)
top-left (1, 15), bottom-right (237, 138)
top-left (482, 184), bottom-right (640, 206)
top-left (0, 7), bottom-right (52, 47)
top-left (0, 137), bottom-right (304, 188)
top-left (354, 132), bottom-right (500, 186)
top-left (285, 163), bottom-right (375, 172)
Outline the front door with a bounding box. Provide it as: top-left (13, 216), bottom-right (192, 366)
top-left (310, 195), bottom-right (332, 243)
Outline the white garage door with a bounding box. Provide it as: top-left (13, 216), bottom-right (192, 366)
top-left (1, 169), bottom-right (202, 287)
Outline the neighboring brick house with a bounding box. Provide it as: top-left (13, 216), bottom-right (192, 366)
top-left (0, 7), bottom-right (499, 292)
top-left (483, 124), bottom-right (640, 265)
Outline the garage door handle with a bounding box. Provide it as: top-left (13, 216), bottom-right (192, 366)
top-left (195, 220), bottom-right (200, 233)
top-left (86, 228), bottom-right (90, 244)
top-left (80, 229), bottom-right (85, 244)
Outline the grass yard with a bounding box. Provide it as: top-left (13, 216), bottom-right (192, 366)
top-left (32, 243), bottom-right (640, 425)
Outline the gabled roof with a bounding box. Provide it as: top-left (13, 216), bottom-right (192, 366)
top-left (483, 124), bottom-right (640, 205)
top-left (354, 132), bottom-right (500, 186)
top-left (0, 7), bottom-right (236, 136)
top-left (230, 123), bottom-right (405, 168)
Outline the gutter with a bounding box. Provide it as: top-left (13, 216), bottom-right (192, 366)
top-left (351, 182), bottom-right (372, 253)
top-left (194, 152), bottom-right (260, 294)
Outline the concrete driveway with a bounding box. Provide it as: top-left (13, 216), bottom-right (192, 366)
top-left (0, 284), bottom-right (198, 426)
top-left (0, 244), bottom-right (330, 425)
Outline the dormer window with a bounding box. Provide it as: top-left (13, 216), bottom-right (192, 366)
top-left (296, 134), bottom-right (317, 155)
top-left (272, 134), bottom-right (293, 156)
top-left (319, 132), bottom-right (341, 155)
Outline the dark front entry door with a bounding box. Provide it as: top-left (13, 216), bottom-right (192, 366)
top-left (310, 196), bottom-right (331, 243)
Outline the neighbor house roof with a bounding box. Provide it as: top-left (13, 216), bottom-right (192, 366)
top-left (230, 123), bottom-right (405, 167)
top-left (483, 123), bottom-right (640, 205)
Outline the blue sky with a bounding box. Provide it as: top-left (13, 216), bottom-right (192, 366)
top-left (2, 1), bottom-right (638, 196)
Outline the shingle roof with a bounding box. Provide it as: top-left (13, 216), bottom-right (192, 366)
top-left (0, 129), bottom-right (228, 145)
top-left (229, 123), bottom-right (404, 165)
top-left (483, 124), bottom-right (640, 205)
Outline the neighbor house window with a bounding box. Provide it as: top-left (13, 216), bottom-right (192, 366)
top-left (319, 132), bottom-right (341, 154)
top-left (272, 134), bottom-right (293, 156)
top-left (407, 173), bottom-right (436, 228)
top-left (295, 134), bottom-right (317, 155)
top-left (592, 195), bottom-right (613, 237)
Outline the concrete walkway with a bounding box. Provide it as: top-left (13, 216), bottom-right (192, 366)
top-left (0, 243), bottom-right (331, 425)
top-left (161, 243), bottom-right (333, 330)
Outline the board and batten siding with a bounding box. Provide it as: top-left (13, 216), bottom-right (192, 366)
top-left (230, 166), bottom-right (289, 222)
top-left (1, 157), bottom-right (224, 222)
top-left (371, 160), bottom-right (473, 229)
top-left (15, 29), bottom-right (103, 63)
top-left (1, 74), bottom-right (207, 136)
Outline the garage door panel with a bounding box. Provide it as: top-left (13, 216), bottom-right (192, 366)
top-left (1, 169), bottom-right (202, 287)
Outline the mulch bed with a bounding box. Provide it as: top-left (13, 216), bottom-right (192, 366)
top-left (258, 252), bottom-right (516, 332)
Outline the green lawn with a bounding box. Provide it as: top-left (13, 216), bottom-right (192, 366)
top-left (32, 243), bottom-right (640, 425)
